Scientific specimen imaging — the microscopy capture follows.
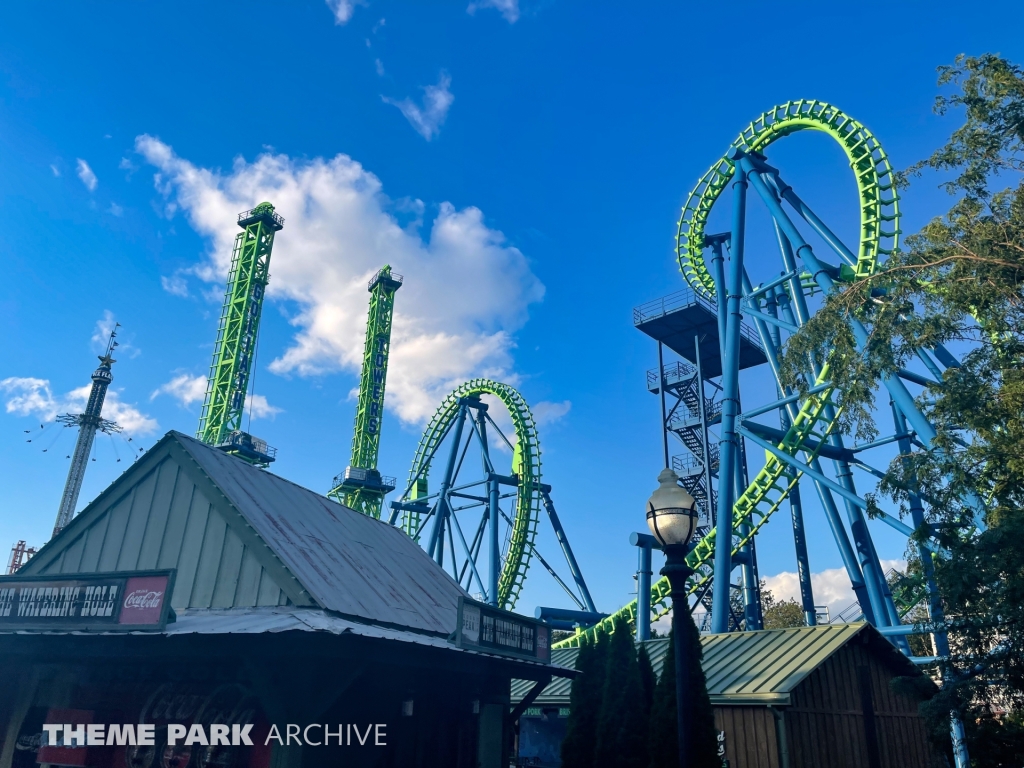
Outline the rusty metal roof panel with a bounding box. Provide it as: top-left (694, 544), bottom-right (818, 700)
top-left (173, 433), bottom-right (467, 635)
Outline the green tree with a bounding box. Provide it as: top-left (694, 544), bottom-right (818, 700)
top-left (648, 632), bottom-right (678, 768)
top-left (595, 616), bottom-right (648, 768)
top-left (759, 581), bottom-right (806, 630)
top-left (562, 632), bottom-right (607, 768)
top-left (780, 54), bottom-right (1024, 765)
top-left (638, 643), bottom-right (657, 715)
top-left (648, 621), bottom-right (719, 768)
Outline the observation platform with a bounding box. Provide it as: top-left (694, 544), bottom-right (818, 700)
top-left (633, 289), bottom-right (767, 379)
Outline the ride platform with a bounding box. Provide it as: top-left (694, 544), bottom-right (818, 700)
top-left (633, 288), bottom-right (767, 379)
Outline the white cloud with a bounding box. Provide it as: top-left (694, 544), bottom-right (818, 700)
top-left (161, 273), bottom-right (190, 297)
top-left (151, 374), bottom-right (207, 407)
top-left (1, 377), bottom-right (158, 436)
top-left (532, 400), bottom-right (571, 425)
top-left (375, 58), bottom-right (385, 77)
top-left (76, 158), bottom-right (98, 191)
top-left (50, 164), bottom-right (61, 177)
top-left (109, 202), bottom-right (124, 217)
top-left (134, 135), bottom-right (545, 426)
top-left (467, 0), bottom-right (520, 22)
top-left (382, 72), bottom-right (454, 141)
top-left (325, 0), bottom-right (360, 24)
top-left (761, 559), bottom-right (907, 620)
top-left (245, 394), bottom-right (282, 420)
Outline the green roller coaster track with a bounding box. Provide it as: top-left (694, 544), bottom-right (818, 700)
top-left (554, 101), bottom-right (901, 649)
top-left (401, 378), bottom-right (541, 610)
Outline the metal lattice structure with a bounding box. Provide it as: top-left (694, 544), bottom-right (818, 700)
top-left (388, 379), bottom-right (594, 613)
top-left (555, 102), bottom-right (970, 714)
top-left (328, 266), bottom-right (403, 517)
top-left (52, 329), bottom-right (122, 538)
top-left (196, 203), bottom-right (284, 465)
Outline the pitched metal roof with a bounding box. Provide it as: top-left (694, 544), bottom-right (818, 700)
top-left (172, 432), bottom-right (468, 635)
top-left (512, 623), bottom-right (919, 706)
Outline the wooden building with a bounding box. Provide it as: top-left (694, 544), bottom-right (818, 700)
top-left (0, 431), bottom-right (567, 768)
top-left (512, 623), bottom-right (945, 768)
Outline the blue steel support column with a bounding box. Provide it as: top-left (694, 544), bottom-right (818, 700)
top-left (706, 235), bottom-right (729, 356)
top-left (770, 253), bottom-right (877, 624)
top-left (693, 335), bottom-right (716, 527)
top-left (475, 407), bottom-right (500, 606)
top-left (764, 287), bottom-right (816, 625)
top-left (428, 402), bottom-right (468, 566)
top-left (631, 532), bottom-right (656, 641)
top-left (711, 150), bottom-right (749, 634)
top-left (541, 491), bottom-right (597, 613)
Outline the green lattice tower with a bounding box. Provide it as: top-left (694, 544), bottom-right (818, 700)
top-left (327, 265), bottom-right (403, 517)
top-left (196, 203), bottom-right (284, 455)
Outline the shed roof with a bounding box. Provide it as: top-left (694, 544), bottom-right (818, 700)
top-left (22, 431), bottom-right (468, 636)
top-left (512, 622), bottom-right (921, 706)
top-left (171, 432), bottom-right (467, 635)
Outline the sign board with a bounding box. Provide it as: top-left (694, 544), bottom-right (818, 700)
top-left (0, 569), bottom-right (175, 632)
top-left (454, 596), bottom-right (551, 663)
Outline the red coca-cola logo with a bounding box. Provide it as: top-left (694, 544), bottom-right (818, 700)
top-left (125, 590), bottom-right (163, 610)
top-left (118, 576), bottom-right (169, 625)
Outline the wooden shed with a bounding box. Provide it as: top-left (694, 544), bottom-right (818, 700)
top-left (512, 623), bottom-right (945, 768)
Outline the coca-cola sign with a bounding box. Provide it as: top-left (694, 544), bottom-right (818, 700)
top-left (0, 569), bottom-right (175, 632)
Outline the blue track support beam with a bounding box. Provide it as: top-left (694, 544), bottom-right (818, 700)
top-left (706, 234), bottom-right (729, 353)
top-left (693, 336), bottom-right (716, 528)
top-left (770, 174), bottom-right (858, 267)
top-left (710, 153), bottom-right (749, 634)
top-left (475, 408), bottom-right (500, 606)
top-left (541, 490), bottom-right (597, 613)
top-left (764, 289), bottom-right (817, 626)
top-left (748, 156), bottom-right (989, 532)
top-left (931, 343), bottom-right (961, 370)
top-left (891, 402), bottom-right (950, 657)
top-left (428, 402), bottom-right (468, 565)
top-left (631, 532), bottom-right (656, 640)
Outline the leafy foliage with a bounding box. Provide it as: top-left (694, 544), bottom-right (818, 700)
top-left (759, 580), bottom-right (806, 630)
top-left (781, 54), bottom-right (1024, 764)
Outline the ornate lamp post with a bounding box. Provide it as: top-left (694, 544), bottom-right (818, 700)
top-left (646, 467), bottom-right (699, 768)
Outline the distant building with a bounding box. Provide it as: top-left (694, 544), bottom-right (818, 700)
top-left (513, 623), bottom-right (945, 768)
top-left (0, 431), bottom-right (569, 768)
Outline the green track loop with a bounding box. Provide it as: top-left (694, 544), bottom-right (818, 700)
top-left (402, 378), bottom-right (541, 610)
top-left (676, 100), bottom-right (900, 298)
top-left (555, 102), bottom-right (900, 649)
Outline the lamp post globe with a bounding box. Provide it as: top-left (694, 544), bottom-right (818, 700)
top-left (647, 467), bottom-right (698, 768)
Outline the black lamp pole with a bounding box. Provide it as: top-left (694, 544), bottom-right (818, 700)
top-left (662, 542), bottom-right (695, 768)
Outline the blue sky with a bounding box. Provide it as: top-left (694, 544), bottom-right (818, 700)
top-left (1, 1), bottom-right (1020, 617)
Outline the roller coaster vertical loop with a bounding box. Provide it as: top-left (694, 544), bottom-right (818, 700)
top-left (554, 101), bottom-right (961, 655)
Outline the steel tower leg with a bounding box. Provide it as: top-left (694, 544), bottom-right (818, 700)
top-left (541, 491), bottom-right (597, 613)
top-left (711, 152), bottom-right (749, 634)
top-left (475, 408), bottom-right (500, 606)
top-left (428, 403), bottom-right (468, 565)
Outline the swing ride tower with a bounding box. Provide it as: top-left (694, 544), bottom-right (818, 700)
top-left (52, 328), bottom-right (122, 537)
top-left (196, 202), bottom-right (284, 466)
